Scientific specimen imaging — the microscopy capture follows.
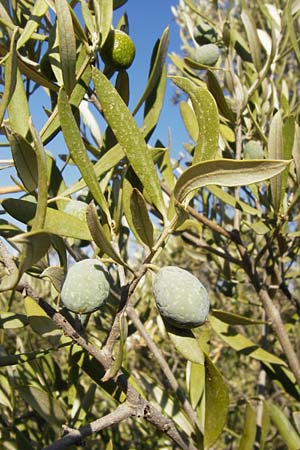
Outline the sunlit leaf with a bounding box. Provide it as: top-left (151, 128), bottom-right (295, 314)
top-left (211, 309), bottom-right (265, 326)
top-left (204, 354), bottom-right (229, 448)
top-left (86, 202), bottom-right (129, 267)
top-left (208, 185), bottom-right (259, 216)
top-left (92, 67), bottom-right (166, 219)
top-left (133, 27), bottom-right (169, 115)
top-left (99, 0), bottom-right (113, 45)
top-left (24, 296), bottom-right (62, 346)
top-left (241, 9), bottom-right (262, 70)
top-left (12, 230), bottom-right (51, 274)
top-left (0, 28), bottom-right (18, 126)
top-left (2, 198), bottom-right (92, 240)
top-left (130, 188), bottom-right (154, 249)
top-left (7, 67), bottom-right (30, 137)
top-left (7, 130), bottom-right (38, 192)
top-left (171, 76), bottom-right (219, 162)
top-left (179, 101), bottom-right (198, 142)
top-left (174, 159), bottom-right (291, 204)
top-left (188, 362), bottom-right (205, 409)
top-left (268, 111), bottom-right (283, 212)
top-left (165, 322), bottom-right (204, 364)
top-left (29, 119), bottom-right (49, 230)
top-left (56, 0), bottom-right (76, 95)
top-left (209, 316), bottom-right (287, 366)
top-left (58, 88), bottom-right (110, 220)
top-left (268, 402), bottom-right (300, 450)
top-left (0, 312), bottom-right (28, 329)
top-left (17, 0), bottom-right (48, 49)
top-left (17, 385), bottom-right (66, 429)
top-left (238, 401), bottom-right (256, 450)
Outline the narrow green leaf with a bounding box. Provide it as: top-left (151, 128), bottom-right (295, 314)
top-left (204, 354), bottom-right (229, 448)
top-left (29, 119), bottom-right (49, 230)
top-left (209, 316), bottom-right (287, 366)
top-left (130, 188), bottom-right (154, 249)
top-left (41, 266), bottom-right (65, 293)
top-left (238, 401), bottom-right (256, 450)
top-left (165, 322), bottom-right (204, 364)
top-left (12, 230), bottom-right (51, 274)
top-left (0, 312), bottom-right (28, 329)
top-left (211, 309), bottom-right (265, 326)
top-left (207, 71), bottom-right (235, 122)
top-left (92, 67), bottom-right (166, 219)
top-left (56, 0), bottom-right (76, 95)
top-left (17, 385), bottom-right (66, 428)
top-left (0, 343), bottom-right (70, 367)
top-left (143, 64), bottom-right (167, 142)
top-left (99, 0), bottom-right (113, 45)
top-left (286, 0), bottom-right (300, 68)
top-left (41, 46), bottom-right (91, 144)
top-left (292, 123), bottom-right (300, 184)
top-left (133, 27), bottom-right (169, 115)
top-left (189, 362), bottom-right (205, 409)
top-left (174, 159), bottom-right (291, 204)
top-left (0, 28), bottom-right (18, 126)
top-left (268, 111), bottom-right (283, 212)
top-left (208, 185), bottom-right (260, 216)
top-left (60, 143), bottom-right (125, 198)
top-left (2, 198), bottom-right (92, 240)
top-left (86, 202), bottom-right (128, 267)
top-left (171, 76), bottom-right (219, 163)
top-left (24, 296), bottom-right (62, 346)
top-left (58, 88), bottom-right (110, 220)
top-left (179, 101), bottom-right (198, 142)
top-left (17, 0), bottom-right (48, 49)
top-left (241, 10), bottom-right (262, 70)
top-left (268, 402), bottom-right (300, 450)
top-left (7, 130), bottom-right (38, 192)
top-left (7, 66), bottom-right (30, 137)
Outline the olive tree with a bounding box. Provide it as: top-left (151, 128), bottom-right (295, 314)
top-left (0, 0), bottom-right (300, 449)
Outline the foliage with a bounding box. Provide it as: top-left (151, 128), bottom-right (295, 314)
top-left (0, 0), bottom-right (300, 449)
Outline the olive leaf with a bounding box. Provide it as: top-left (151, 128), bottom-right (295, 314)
top-left (174, 158), bottom-right (291, 204)
top-left (171, 76), bottom-right (219, 163)
top-left (58, 88), bottom-right (111, 220)
top-left (204, 354), bottom-right (229, 449)
top-left (56, 0), bottom-right (76, 95)
top-left (92, 67), bottom-right (166, 220)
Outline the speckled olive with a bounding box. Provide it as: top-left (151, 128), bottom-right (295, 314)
top-left (153, 266), bottom-right (209, 329)
top-left (61, 259), bottom-right (110, 314)
top-left (196, 43), bottom-right (220, 66)
top-left (100, 29), bottom-right (135, 70)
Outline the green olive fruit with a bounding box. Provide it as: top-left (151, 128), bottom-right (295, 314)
top-left (243, 140), bottom-right (264, 159)
top-left (61, 259), bottom-right (110, 314)
top-left (153, 266), bottom-right (209, 329)
top-left (100, 29), bottom-right (136, 70)
top-left (64, 200), bottom-right (88, 221)
top-left (196, 43), bottom-right (220, 66)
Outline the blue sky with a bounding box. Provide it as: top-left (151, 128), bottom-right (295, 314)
top-left (1, 0), bottom-right (189, 192)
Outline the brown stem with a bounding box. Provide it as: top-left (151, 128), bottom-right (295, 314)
top-left (127, 305), bottom-right (203, 434)
top-left (42, 403), bottom-right (135, 450)
top-left (16, 281), bottom-right (198, 450)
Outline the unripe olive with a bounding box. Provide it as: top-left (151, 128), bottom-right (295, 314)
top-left (243, 140), bottom-right (264, 159)
top-left (61, 259), bottom-right (110, 314)
top-left (196, 44), bottom-right (220, 66)
top-left (153, 266), bottom-right (209, 329)
top-left (100, 29), bottom-right (136, 71)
